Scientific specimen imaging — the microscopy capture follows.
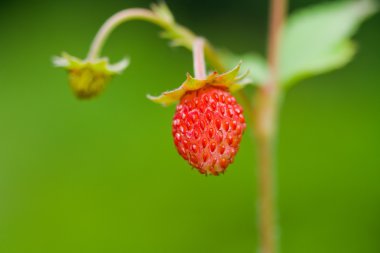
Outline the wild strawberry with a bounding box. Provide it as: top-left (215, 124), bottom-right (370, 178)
top-left (148, 63), bottom-right (248, 175)
top-left (172, 85), bottom-right (245, 175)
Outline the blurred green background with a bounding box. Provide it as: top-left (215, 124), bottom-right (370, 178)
top-left (0, 0), bottom-right (379, 252)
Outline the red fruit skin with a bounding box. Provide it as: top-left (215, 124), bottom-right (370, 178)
top-left (172, 85), bottom-right (246, 175)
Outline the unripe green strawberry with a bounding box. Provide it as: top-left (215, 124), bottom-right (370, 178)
top-left (172, 85), bottom-right (246, 175)
top-left (53, 52), bottom-right (129, 99)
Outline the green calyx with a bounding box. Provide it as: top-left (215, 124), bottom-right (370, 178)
top-left (147, 63), bottom-right (248, 106)
top-left (53, 53), bottom-right (129, 99)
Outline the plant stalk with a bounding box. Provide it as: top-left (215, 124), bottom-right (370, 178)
top-left (193, 38), bottom-right (207, 79)
top-left (87, 9), bottom-right (162, 60)
top-left (86, 7), bottom-right (223, 74)
top-left (253, 0), bottom-right (287, 252)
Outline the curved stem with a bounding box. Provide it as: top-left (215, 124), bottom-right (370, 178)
top-left (253, 0), bottom-right (287, 252)
top-left (86, 7), bottom-right (225, 74)
top-left (87, 9), bottom-right (166, 60)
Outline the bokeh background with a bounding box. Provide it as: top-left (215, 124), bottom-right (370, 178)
top-left (0, 0), bottom-right (379, 252)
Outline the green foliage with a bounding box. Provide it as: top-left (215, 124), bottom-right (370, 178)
top-left (222, 0), bottom-right (378, 89)
top-left (220, 51), bottom-right (268, 87)
top-left (280, 0), bottom-right (378, 87)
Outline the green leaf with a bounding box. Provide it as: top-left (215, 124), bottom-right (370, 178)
top-left (280, 0), bottom-right (378, 88)
top-left (219, 50), bottom-right (268, 87)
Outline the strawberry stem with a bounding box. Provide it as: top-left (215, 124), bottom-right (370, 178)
top-left (253, 0), bottom-right (287, 252)
top-left (87, 9), bottom-right (164, 60)
top-left (192, 38), bottom-right (207, 79)
top-left (85, 5), bottom-right (223, 75)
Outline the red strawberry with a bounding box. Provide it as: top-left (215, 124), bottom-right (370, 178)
top-left (172, 85), bottom-right (246, 175)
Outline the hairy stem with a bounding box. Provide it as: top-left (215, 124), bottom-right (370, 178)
top-left (253, 0), bottom-right (287, 252)
top-left (87, 9), bottom-right (163, 60)
top-left (193, 38), bottom-right (207, 79)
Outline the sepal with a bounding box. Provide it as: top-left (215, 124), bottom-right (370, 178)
top-left (53, 52), bottom-right (129, 99)
top-left (148, 63), bottom-right (246, 106)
